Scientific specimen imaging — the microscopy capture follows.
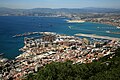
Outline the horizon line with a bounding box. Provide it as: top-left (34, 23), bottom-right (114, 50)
top-left (0, 7), bottom-right (120, 10)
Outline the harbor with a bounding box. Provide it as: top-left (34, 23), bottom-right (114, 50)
top-left (1, 16), bottom-right (120, 60)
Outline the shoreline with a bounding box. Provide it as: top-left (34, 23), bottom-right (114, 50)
top-left (86, 21), bottom-right (120, 28)
top-left (0, 16), bottom-right (119, 60)
top-left (1, 32), bottom-right (120, 79)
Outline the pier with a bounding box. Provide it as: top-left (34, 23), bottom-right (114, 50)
top-left (75, 33), bottom-right (120, 41)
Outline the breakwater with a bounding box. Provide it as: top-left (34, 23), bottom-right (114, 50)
top-left (75, 33), bottom-right (120, 41)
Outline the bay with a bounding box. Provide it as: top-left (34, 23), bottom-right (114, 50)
top-left (0, 16), bottom-right (120, 59)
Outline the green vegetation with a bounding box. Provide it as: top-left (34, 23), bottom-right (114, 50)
top-left (26, 48), bottom-right (120, 80)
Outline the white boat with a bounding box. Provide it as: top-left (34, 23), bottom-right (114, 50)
top-left (106, 31), bottom-right (110, 33)
top-left (117, 27), bottom-right (120, 29)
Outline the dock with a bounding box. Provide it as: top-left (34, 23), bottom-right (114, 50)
top-left (75, 33), bottom-right (120, 41)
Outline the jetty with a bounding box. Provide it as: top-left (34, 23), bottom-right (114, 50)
top-left (75, 33), bottom-right (120, 41)
top-left (12, 32), bottom-right (57, 38)
top-left (12, 32), bottom-right (41, 38)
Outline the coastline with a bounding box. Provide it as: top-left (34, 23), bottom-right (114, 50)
top-left (1, 32), bottom-right (120, 79)
top-left (86, 21), bottom-right (120, 28)
top-left (0, 16), bottom-right (120, 60)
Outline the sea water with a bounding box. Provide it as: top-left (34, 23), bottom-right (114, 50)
top-left (0, 16), bottom-right (120, 59)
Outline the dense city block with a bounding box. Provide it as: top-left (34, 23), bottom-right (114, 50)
top-left (0, 32), bottom-right (120, 79)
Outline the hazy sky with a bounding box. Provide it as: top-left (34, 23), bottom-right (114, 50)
top-left (0, 0), bottom-right (120, 9)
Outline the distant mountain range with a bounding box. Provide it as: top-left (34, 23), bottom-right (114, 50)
top-left (0, 7), bottom-right (120, 16)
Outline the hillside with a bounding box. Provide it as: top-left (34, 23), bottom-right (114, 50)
top-left (25, 48), bottom-right (120, 80)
